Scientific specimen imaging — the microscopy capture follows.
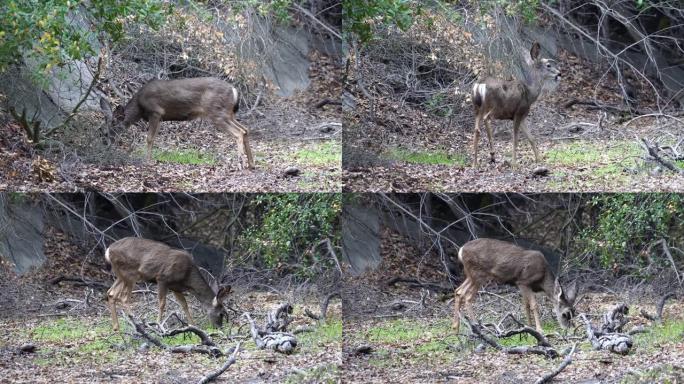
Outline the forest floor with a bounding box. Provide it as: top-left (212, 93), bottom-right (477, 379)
top-left (341, 234), bottom-right (684, 383)
top-left (0, 53), bottom-right (341, 193)
top-left (0, 233), bottom-right (342, 383)
top-left (344, 37), bottom-right (684, 192)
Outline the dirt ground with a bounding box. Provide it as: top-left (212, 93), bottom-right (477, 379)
top-left (0, 233), bottom-right (342, 383)
top-left (0, 53), bottom-right (342, 193)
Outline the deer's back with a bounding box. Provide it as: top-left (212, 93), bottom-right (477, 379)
top-left (136, 77), bottom-right (237, 121)
top-left (107, 237), bottom-right (194, 284)
top-left (459, 238), bottom-right (549, 288)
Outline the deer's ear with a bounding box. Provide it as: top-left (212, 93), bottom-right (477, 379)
top-left (530, 42), bottom-right (541, 60)
top-left (217, 285), bottom-right (231, 299)
top-left (554, 278), bottom-right (563, 299)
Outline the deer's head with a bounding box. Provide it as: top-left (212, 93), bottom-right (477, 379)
top-left (553, 279), bottom-right (577, 328)
top-left (528, 42), bottom-right (561, 90)
top-left (207, 285), bottom-right (232, 327)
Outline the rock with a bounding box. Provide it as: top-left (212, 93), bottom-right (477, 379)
top-left (354, 345), bottom-right (373, 355)
top-left (284, 166), bottom-right (300, 177)
top-left (532, 166), bottom-right (549, 177)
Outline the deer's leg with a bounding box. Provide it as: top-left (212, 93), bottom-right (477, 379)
top-left (463, 281), bottom-right (479, 322)
top-left (157, 282), bottom-right (168, 325)
top-left (452, 279), bottom-right (471, 332)
top-left (512, 116), bottom-right (523, 168)
top-left (484, 118), bottom-right (495, 163)
top-left (520, 286), bottom-right (543, 332)
top-left (118, 282), bottom-right (136, 323)
top-left (107, 279), bottom-right (124, 331)
top-left (173, 291), bottom-right (194, 325)
top-left (215, 118), bottom-right (254, 170)
top-left (472, 113), bottom-right (482, 166)
top-left (145, 113), bottom-right (162, 162)
top-left (519, 285), bottom-right (534, 327)
top-left (231, 119), bottom-right (255, 169)
top-left (520, 121), bottom-right (540, 163)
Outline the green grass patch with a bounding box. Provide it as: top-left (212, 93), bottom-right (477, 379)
top-left (152, 149), bottom-right (217, 165)
top-left (292, 141), bottom-right (341, 167)
top-left (31, 317), bottom-right (108, 342)
top-left (546, 141), bottom-right (638, 172)
top-left (29, 318), bottom-right (121, 365)
top-left (633, 319), bottom-right (684, 350)
top-left (364, 318), bottom-right (459, 362)
top-left (388, 148), bottom-right (466, 166)
top-left (298, 318), bottom-right (342, 350)
top-left (365, 318), bottom-right (430, 344)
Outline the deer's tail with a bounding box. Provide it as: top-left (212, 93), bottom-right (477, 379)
top-left (232, 87), bottom-right (239, 114)
top-left (104, 247), bottom-right (112, 270)
top-left (472, 83), bottom-right (486, 109)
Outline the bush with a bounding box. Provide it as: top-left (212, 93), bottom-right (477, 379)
top-left (240, 194), bottom-right (341, 275)
top-left (578, 194), bottom-right (684, 271)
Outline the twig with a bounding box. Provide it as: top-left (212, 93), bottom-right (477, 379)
top-left (535, 343), bottom-right (577, 384)
top-left (162, 326), bottom-right (216, 347)
top-left (640, 137), bottom-right (683, 173)
top-left (656, 292), bottom-right (677, 320)
top-left (196, 342), bottom-right (241, 384)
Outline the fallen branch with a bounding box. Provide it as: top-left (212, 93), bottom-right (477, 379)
top-left (197, 342), bottom-right (241, 384)
top-left (580, 313), bottom-right (632, 355)
top-left (498, 326), bottom-right (552, 348)
top-left (313, 98), bottom-right (343, 109)
top-left (640, 292), bottom-right (678, 322)
top-left (562, 98), bottom-right (647, 116)
top-left (640, 138), bottom-right (683, 174)
top-left (385, 277), bottom-right (452, 294)
top-left (600, 303), bottom-right (629, 334)
top-left (162, 326), bottom-right (216, 347)
top-left (126, 315), bottom-right (223, 356)
top-left (170, 345), bottom-right (222, 357)
top-left (465, 316), bottom-right (558, 358)
top-left (49, 276), bottom-right (109, 290)
top-left (304, 291), bottom-right (341, 322)
top-left (266, 303), bottom-right (293, 332)
top-left (244, 313), bottom-right (297, 354)
top-left (125, 314), bottom-right (166, 349)
top-left (535, 343), bottom-right (577, 384)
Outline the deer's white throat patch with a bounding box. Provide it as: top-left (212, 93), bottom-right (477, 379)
top-left (105, 247), bottom-right (111, 263)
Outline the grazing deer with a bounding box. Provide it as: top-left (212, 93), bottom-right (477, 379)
top-left (471, 42), bottom-right (561, 167)
top-left (105, 77), bottom-right (255, 169)
top-left (452, 238), bottom-right (577, 334)
top-left (105, 237), bottom-right (231, 331)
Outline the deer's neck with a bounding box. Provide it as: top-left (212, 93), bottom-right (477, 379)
top-left (521, 69), bottom-right (545, 105)
top-left (123, 96), bottom-right (143, 126)
top-left (187, 267), bottom-right (216, 309)
top-left (540, 270), bottom-right (558, 303)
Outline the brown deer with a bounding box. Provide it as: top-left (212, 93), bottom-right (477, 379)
top-left (471, 42), bottom-right (561, 167)
top-left (452, 238), bottom-right (577, 334)
top-left (107, 77), bottom-right (255, 169)
top-left (105, 237), bottom-right (231, 331)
